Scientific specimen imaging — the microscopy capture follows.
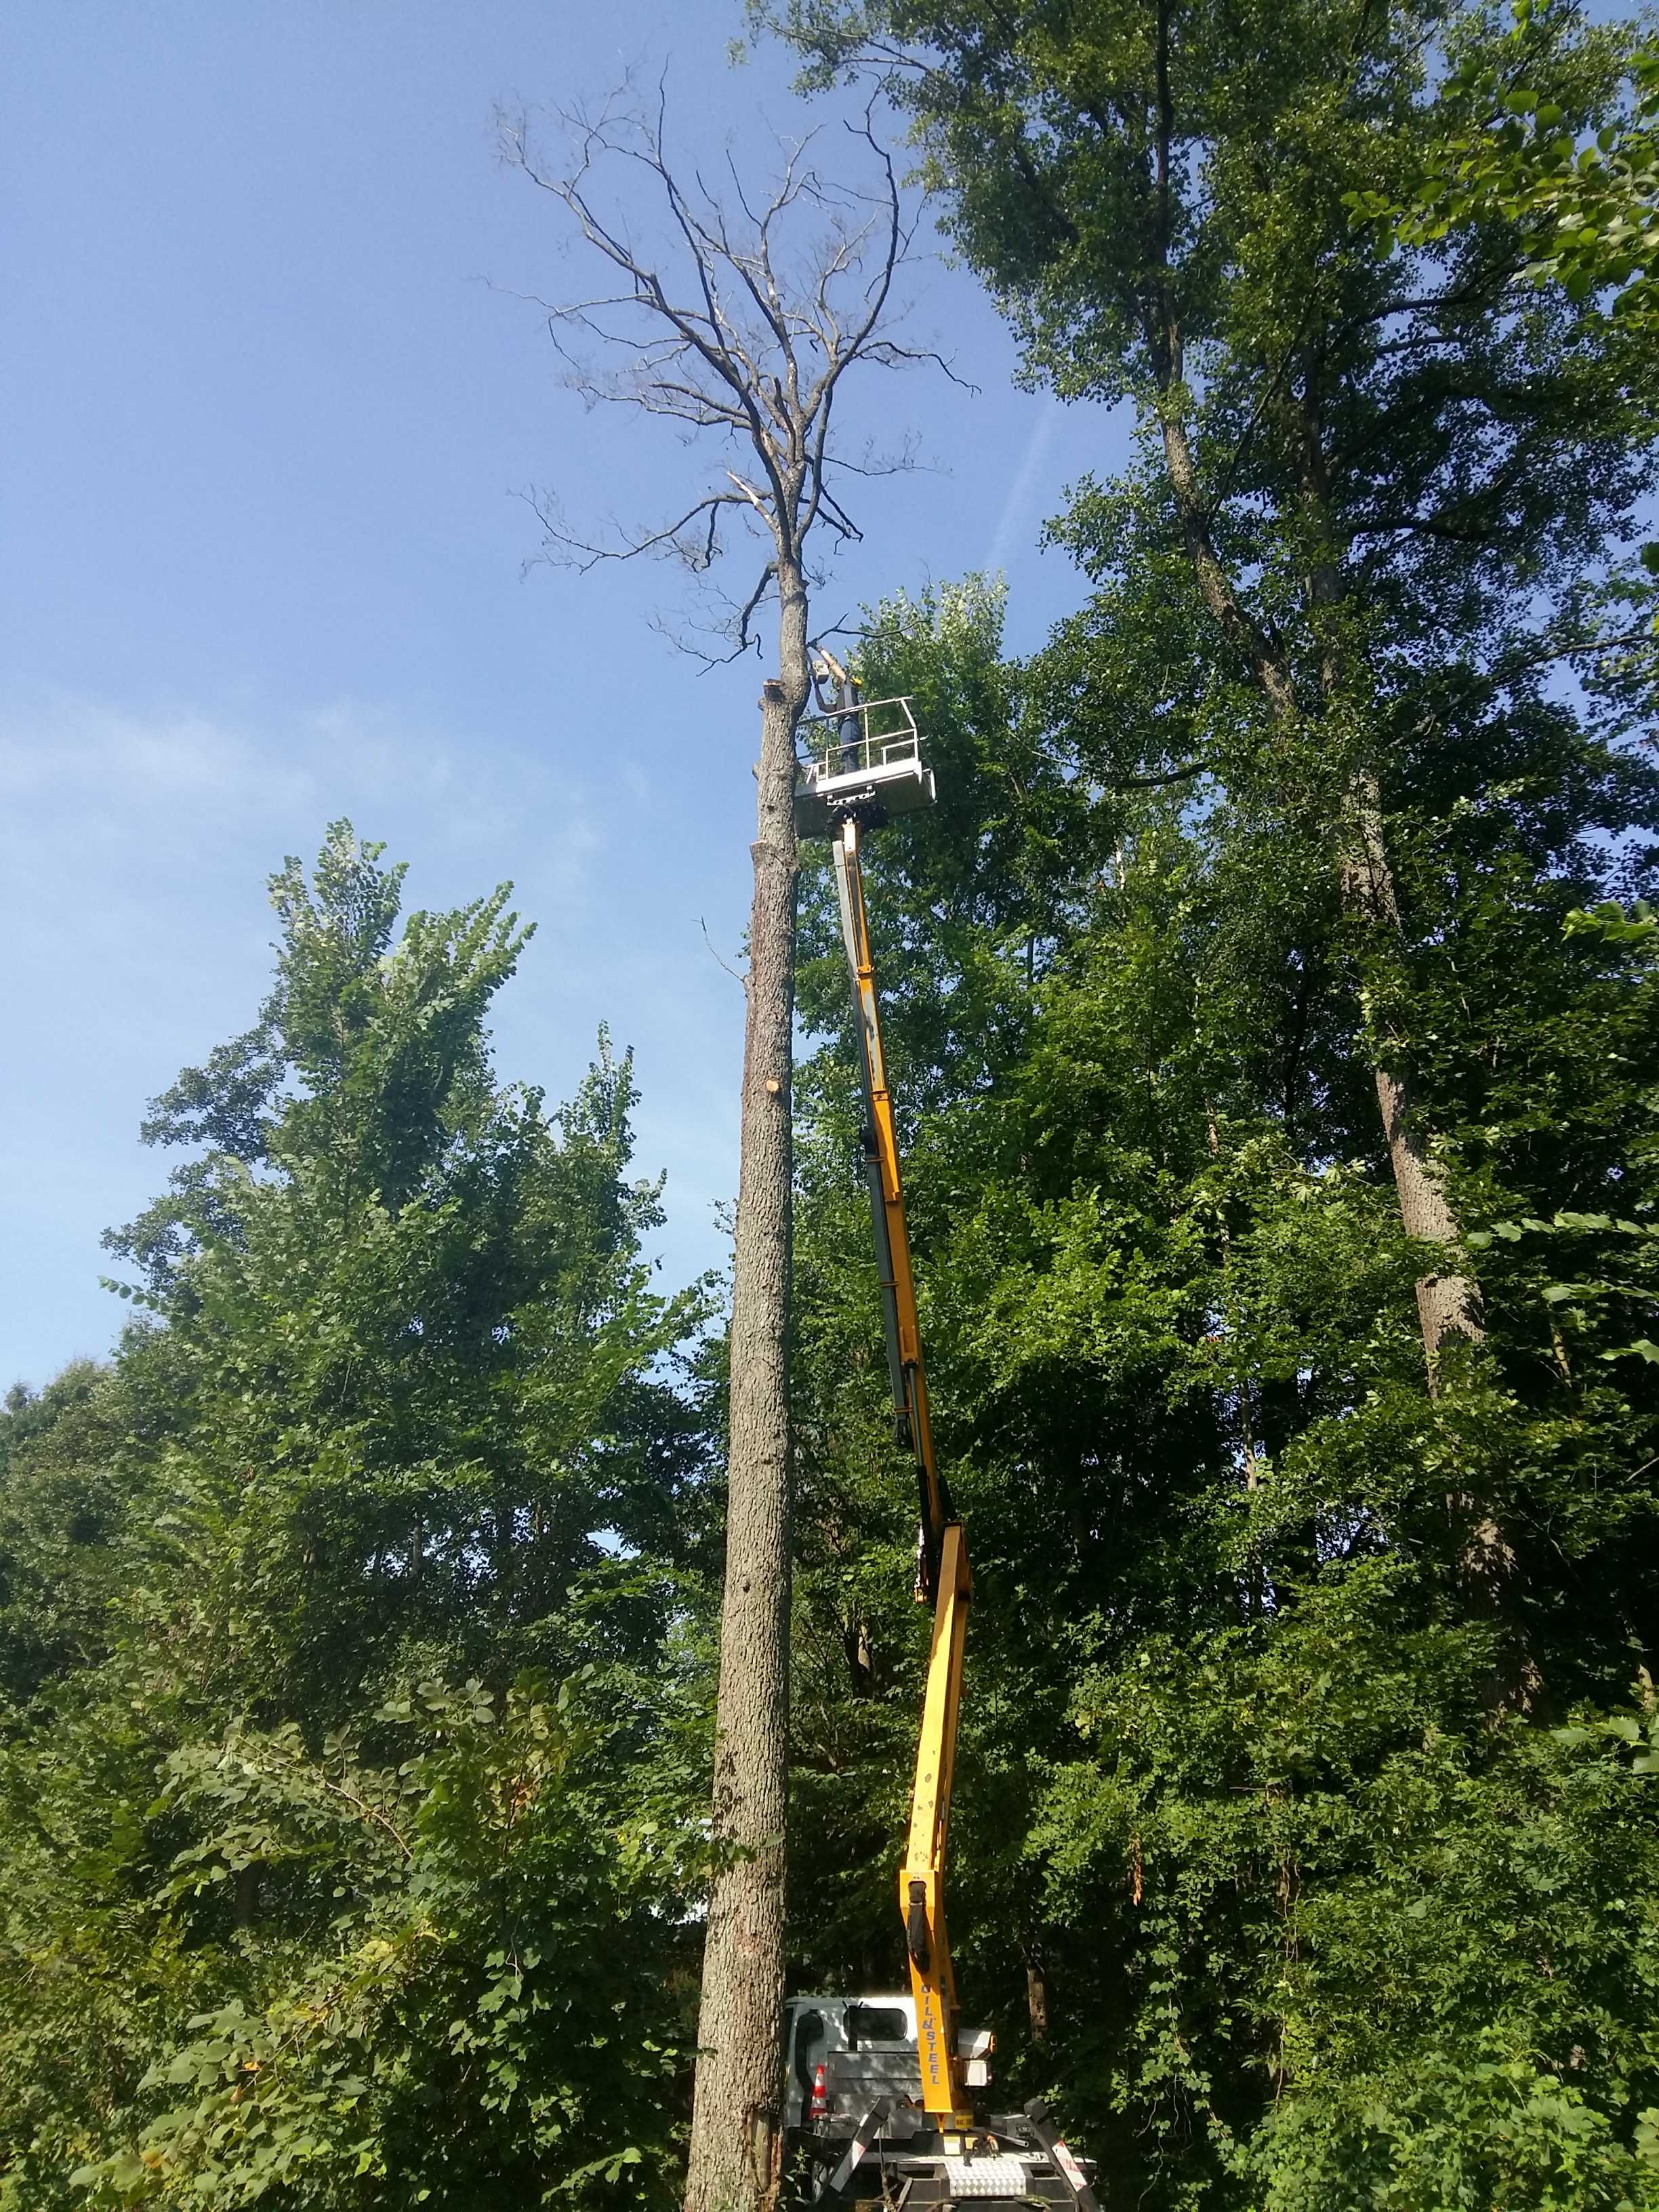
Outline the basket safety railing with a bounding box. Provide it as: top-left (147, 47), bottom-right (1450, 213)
top-left (798, 696), bottom-right (922, 785)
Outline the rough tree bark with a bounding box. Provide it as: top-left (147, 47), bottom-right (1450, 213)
top-left (686, 577), bottom-right (808, 2212)
top-left (499, 101), bottom-right (936, 2212)
top-left (1024, 1950), bottom-right (1050, 2043)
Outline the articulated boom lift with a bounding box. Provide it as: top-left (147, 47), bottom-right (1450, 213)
top-left (782, 657), bottom-right (1097, 2211)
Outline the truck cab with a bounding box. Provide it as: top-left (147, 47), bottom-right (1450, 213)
top-left (783, 1996), bottom-right (1094, 2209)
top-left (784, 1994), bottom-right (990, 2133)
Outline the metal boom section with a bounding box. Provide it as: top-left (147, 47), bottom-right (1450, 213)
top-left (832, 814), bottom-right (974, 2125)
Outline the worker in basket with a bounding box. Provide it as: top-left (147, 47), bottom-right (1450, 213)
top-left (811, 644), bottom-right (863, 779)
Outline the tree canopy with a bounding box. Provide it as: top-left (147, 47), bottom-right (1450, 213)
top-left (1, 827), bottom-right (711, 2209)
top-left (9, 3), bottom-right (1659, 2205)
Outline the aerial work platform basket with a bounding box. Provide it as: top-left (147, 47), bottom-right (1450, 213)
top-left (794, 695), bottom-right (936, 840)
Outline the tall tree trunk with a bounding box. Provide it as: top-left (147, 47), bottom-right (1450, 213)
top-left (1025, 1951), bottom-right (1050, 2043)
top-left (683, 564), bottom-right (808, 2212)
top-left (1338, 766), bottom-right (1483, 1381)
top-left (1288, 391), bottom-right (1483, 1376)
top-left (1154, 395), bottom-right (1481, 1387)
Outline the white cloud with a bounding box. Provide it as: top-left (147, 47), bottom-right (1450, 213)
top-left (0, 689), bottom-right (312, 807)
top-left (0, 687), bottom-right (600, 907)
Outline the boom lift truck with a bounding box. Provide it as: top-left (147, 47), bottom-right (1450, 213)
top-left (782, 655), bottom-right (1099, 2211)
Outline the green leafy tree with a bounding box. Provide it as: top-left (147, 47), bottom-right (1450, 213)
top-left (0, 826), bottom-right (712, 2209)
top-left (770, 0), bottom-right (1657, 1397)
top-left (778, 577), bottom-right (1659, 2209)
top-left (1354, 0), bottom-right (1659, 335)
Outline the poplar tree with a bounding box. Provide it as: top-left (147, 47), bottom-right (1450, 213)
top-left (785, 568), bottom-right (1659, 2209)
top-left (769, 0), bottom-right (1653, 1395)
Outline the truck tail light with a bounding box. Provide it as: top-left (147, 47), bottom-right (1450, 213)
top-left (808, 2063), bottom-right (830, 2120)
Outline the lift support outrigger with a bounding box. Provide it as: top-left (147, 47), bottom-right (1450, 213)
top-left (781, 655), bottom-right (1099, 2210)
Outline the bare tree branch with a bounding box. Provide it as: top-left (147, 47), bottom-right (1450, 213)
top-left (699, 914), bottom-right (750, 985)
top-left (497, 81), bottom-right (952, 647)
top-left (517, 484), bottom-right (751, 574)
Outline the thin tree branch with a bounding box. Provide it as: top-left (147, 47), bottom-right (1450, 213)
top-left (499, 81), bottom-right (945, 657)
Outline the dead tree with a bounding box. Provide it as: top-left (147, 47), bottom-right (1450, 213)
top-left (499, 90), bottom-right (943, 2212)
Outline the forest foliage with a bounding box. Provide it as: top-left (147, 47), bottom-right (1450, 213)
top-left (7, 0), bottom-right (1659, 2206)
top-left (0, 831), bottom-right (712, 2209)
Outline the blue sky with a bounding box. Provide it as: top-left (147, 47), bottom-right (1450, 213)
top-left (1, 2), bottom-right (1126, 1390)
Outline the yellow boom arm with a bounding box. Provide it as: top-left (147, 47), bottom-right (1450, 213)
top-left (832, 815), bottom-right (973, 2125)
